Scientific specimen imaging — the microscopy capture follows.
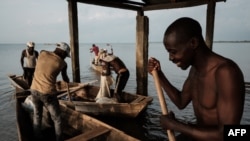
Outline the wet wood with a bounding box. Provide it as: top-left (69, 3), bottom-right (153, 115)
top-left (8, 75), bottom-right (140, 141)
top-left (205, 0), bottom-right (216, 49)
top-left (9, 74), bottom-right (153, 118)
top-left (136, 14), bottom-right (149, 95)
top-left (152, 70), bottom-right (176, 141)
top-left (66, 127), bottom-right (110, 141)
top-left (143, 0), bottom-right (225, 11)
top-left (77, 0), bottom-right (142, 11)
top-left (68, 0), bottom-right (80, 82)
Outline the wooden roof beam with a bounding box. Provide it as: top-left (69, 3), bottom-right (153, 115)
top-left (143, 0), bottom-right (226, 11)
top-left (76, 0), bottom-right (143, 11)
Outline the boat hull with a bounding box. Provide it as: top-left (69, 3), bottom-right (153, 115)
top-left (8, 74), bottom-right (140, 141)
top-left (8, 74), bottom-right (153, 118)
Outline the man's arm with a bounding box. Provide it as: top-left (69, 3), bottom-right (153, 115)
top-left (216, 61), bottom-right (245, 124)
top-left (158, 70), bottom-right (192, 109)
top-left (148, 57), bottom-right (192, 109)
top-left (61, 64), bottom-right (69, 83)
top-left (20, 50), bottom-right (25, 68)
top-left (160, 61), bottom-right (245, 141)
top-left (160, 115), bottom-right (223, 141)
top-left (35, 50), bottom-right (39, 59)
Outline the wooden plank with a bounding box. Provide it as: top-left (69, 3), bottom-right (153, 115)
top-left (143, 0), bottom-right (225, 11)
top-left (77, 0), bottom-right (142, 11)
top-left (68, 0), bottom-right (80, 82)
top-left (66, 127), bottom-right (110, 141)
top-left (130, 96), bottom-right (145, 103)
top-left (205, 0), bottom-right (216, 49)
top-left (136, 15), bottom-right (149, 95)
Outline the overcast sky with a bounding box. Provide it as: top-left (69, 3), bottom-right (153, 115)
top-left (0, 0), bottom-right (249, 43)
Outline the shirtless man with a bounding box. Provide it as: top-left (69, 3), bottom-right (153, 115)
top-left (101, 55), bottom-right (129, 102)
top-left (148, 17), bottom-right (245, 141)
top-left (20, 41), bottom-right (39, 86)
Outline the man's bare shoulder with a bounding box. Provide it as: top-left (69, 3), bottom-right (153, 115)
top-left (21, 49), bottom-right (26, 57)
top-left (216, 57), bottom-right (242, 74)
top-left (214, 56), bottom-right (244, 89)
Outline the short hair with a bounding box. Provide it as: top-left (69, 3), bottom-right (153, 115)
top-left (164, 17), bottom-right (203, 44)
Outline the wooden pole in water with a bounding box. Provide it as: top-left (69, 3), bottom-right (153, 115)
top-left (67, 83), bottom-right (71, 102)
top-left (152, 70), bottom-right (176, 141)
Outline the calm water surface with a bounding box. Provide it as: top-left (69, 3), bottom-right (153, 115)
top-left (0, 43), bottom-right (249, 141)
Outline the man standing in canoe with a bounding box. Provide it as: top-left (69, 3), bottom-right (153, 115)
top-left (148, 17), bottom-right (245, 141)
top-left (101, 55), bottom-right (129, 102)
top-left (90, 44), bottom-right (99, 65)
top-left (20, 41), bottom-right (39, 87)
top-left (95, 56), bottom-right (115, 103)
top-left (30, 42), bottom-right (71, 141)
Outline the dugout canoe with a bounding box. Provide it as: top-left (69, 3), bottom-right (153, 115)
top-left (8, 74), bottom-right (140, 141)
top-left (8, 74), bottom-right (153, 118)
top-left (58, 84), bottom-right (153, 118)
top-left (7, 74), bottom-right (93, 98)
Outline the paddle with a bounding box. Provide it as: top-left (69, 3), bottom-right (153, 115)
top-left (57, 80), bottom-right (98, 99)
top-left (152, 70), bottom-right (176, 141)
top-left (66, 83), bottom-right (72, 101)
top-left (106, 43), bottom-right (113, 55)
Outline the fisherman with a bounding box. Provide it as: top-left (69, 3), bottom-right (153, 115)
top-left (20, 41), bottom-right (39, 87)
top-left (101, 55), bottom-right (129, 102)
top-left (90, 44), bottom-right (99, 65)
top-left (30, 42), bottom-right (71, 141)
top-left (95, 56), bottom-right (115, 103)
top-left (148, 17), bottom-right (245, 141)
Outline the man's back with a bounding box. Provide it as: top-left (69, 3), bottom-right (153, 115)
top-left (31, 51), bottom-right (66, 94)
top-left (109, 57), bottom-right (127, 73)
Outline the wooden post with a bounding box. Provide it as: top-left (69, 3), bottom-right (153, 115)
top-left (205, 1), bottom-right (216, 50)
top-left (136, 11), bottom-right (149, 95)
top-left (68, 0), bottom-right (80, 82)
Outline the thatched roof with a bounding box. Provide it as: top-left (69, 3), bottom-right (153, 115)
top-left (75, 0), bottom-right (226, 11)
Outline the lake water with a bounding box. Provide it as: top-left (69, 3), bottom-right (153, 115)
top-left (0, 42), bottom-right (249, 141)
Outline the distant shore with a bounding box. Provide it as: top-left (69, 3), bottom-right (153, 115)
top-left (149, 40), bottom-right (250, 44)
top-left (214, 40), bottom-right (250, 43)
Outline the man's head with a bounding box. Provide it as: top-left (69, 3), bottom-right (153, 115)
top-left (101, 55), bottom-right (116, 63)
top-left (163, 17), bottom-right (204, 70)
top-left (56, 42), bottom-right (71, 58)
top-left (27, 41), bottom-right (35, 52)
top-left (27, 41), bottom-right (35, 48)
top-left (164, 17), bottom-right (203, 44)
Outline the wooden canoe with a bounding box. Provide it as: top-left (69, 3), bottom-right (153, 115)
top-left (8, 74), bottom-right (140, 141)
top-left (58, 85), bottom-right (153, 118)
top-left (8, 74), bottom-right (153, 118)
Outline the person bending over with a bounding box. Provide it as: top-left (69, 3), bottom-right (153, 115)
top-left (101, 55), bottom-right (129, 102)
top-left (30, 42), bottom-right (71, 141)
